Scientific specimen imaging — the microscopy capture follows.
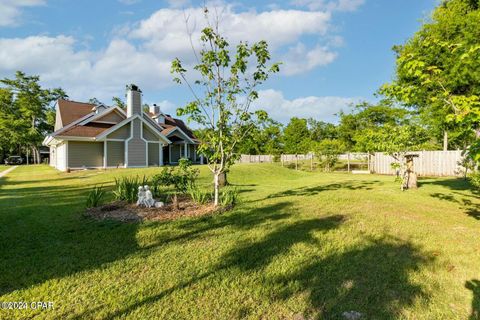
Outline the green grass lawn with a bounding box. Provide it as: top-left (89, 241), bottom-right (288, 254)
top-left (1, 164), bottom-right (479, 319)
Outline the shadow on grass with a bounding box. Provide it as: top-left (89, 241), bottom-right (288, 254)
top-left (0, 177), bottom-right (140, 296)
top-left (274, 236), bottom-right (433, 318)
top-left (216, 214), bottom-right (345, 272)
top-left (266, 180), bottom-right (381, 200)
top-left (430, 192), bottom-right (480, 220)
top-left (102, 212), bottom-right (434, 319)
top-left (420, 178), bottom-right (472, 191)
top-left (141, 201), bottom-right (295, 250)
top-left (466, 279), bottom-right (480, 320)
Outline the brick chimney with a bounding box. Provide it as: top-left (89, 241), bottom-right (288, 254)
top-left (126, 84), bottom-right (142, 117)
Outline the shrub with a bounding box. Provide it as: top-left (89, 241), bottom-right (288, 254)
top-left (188, 186), bottom-right (211, 204)
top-left (315, 139), bottom-right (346, 172)
top-left (469, 172), bottom-right (480, 190)
top-left (152, 159), bottom-right (199, 194)
top-left (86, 185), bottom-right (105, 208)
top-left (220, 187), bottom-right (239, 207)
top-left (113, 176), bottom-right (141, 203)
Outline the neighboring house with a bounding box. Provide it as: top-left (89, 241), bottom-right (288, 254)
top-left (43, 84), bottom-right (202, 171)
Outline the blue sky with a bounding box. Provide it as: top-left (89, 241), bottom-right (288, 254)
top-left (0, 0), bottom-right (437, 123)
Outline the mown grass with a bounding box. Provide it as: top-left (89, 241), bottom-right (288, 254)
top-left (0, 164), bottom-right (479, 319)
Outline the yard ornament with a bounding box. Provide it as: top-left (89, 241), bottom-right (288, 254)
top-left (136, 186), bottom-right (146, 207)
top-left (144, 185), bottom-right (156, 208)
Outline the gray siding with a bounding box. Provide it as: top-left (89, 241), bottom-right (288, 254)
top-left (68, 141), bottom-right (103, 168)
top-left (170, 144), bottom-right (181, 163)
top-left (97, 111), bottom-right (124, 123)
top-left (127, 118), bottom-right (146, 166)
top-left (107, 141), bottom-right (125, 167)
top-left (188, 144), bottom-right (196, 161)
top-left (148, 143), bottom-right (160, 166)
top-left (143, 124), bottom-right (158, 141)
top-left (107, 123), bottom-right (130, 139)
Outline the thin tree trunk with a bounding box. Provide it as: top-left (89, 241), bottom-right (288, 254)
top-left (213, 172), bottom-right (220, 206)
top-left (173, 193), bottom-right (179, 210)
top-left (26, 148), bottom-right (29, 165)
top-left (443, 130), bottom-right (448, 151)
top-left (36, 147), bottom-right (41, 164)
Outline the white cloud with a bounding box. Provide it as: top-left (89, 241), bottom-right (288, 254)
top-left (282, 43), bottom-right (337, 75)
top-left (0, 0), bottom-right (45, 27)
top-left (129, 5), bottom-right (334, 74)
top-left (255, 89), bottom-right (361, 123)
top-left (131, 6), bottom-right (331, 52)
top-left (0, 2), bottom-right (356, 102)
top-left (0, 35), bottom-right (172, 100)
top-left (291, 0), bottom-right (365, 12)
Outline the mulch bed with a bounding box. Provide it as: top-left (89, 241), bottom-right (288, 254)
top-left (85, 196), bottom-right (226, 222)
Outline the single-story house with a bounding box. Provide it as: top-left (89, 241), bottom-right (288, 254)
top-left (43, 84), bottom-right (202, 171)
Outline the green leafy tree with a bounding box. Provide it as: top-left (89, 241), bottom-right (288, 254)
top-left (0, 71), bottom-right (67, 163)
top-left (112, 96), bottom-right (126, 109)
top-left (171, 12), bottom-right (280, 206)
top-left (381, 0), bottom-right (480, 156)
top-left (88, 97), bottom-right (103, 105)
top-left (337, 101), bottom-right (411, 151)
top-left (236, 120), bottom-right (283, 155)
top-left (308, 118), bottom-right (338, 142)
top-left (283, 117), bottom-right (312, 154)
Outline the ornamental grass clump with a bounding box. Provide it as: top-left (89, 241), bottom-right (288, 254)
top-left (113, 176), bottom-right (146, 203)
top-left (86, 185), bottom-right (105, 208)
top-left (220, 187), bottom-right (239, 207)
top-left (188, 186), bottom-right (211, 204)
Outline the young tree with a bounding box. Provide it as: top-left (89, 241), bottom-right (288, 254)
top-left (171, 12), bottom-right (280, 206)
top-left (314, 139), bottom-right (346, 172)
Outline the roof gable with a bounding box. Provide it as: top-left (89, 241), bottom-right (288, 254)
top-left (57, 99), bottom-right (96, 128)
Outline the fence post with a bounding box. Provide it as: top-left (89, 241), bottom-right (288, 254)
top-left (281, 154), bottom-right (284, 167)
top-left (347, 152), bottom-right (350, 173)
top-left (367, 153), bottom-right (371, 172)
top-left (295, 154), bottom-right (298, 170)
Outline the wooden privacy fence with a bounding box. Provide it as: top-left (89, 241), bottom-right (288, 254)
top-left (238, 154), bottom-right (314, 164)
top-left (372, 150), bottom-right (465, 177)
top-left (238, 154), bottom-right (275, 163)
top-left (238, 150), bottom-right (466, 177)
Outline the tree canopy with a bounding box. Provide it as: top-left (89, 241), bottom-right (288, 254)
top-left (0, 71), bottom-right (67, 163)
top-left (381, 0), bottom-right (480, 157)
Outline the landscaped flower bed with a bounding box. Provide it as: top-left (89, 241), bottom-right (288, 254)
top-left (84, 159), bottom-right (238, 222)
top-left (85, 196), bottom-right (221, 222)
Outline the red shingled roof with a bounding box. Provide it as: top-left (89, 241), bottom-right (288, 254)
top-left (53, 99), bottom-right (196, 141)
top-left (60, 123), bottom-right (114, 137)
top-left (58, 99), bottom-right (95, 126)
top-left (164, 116), bottom-right (195, 139)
